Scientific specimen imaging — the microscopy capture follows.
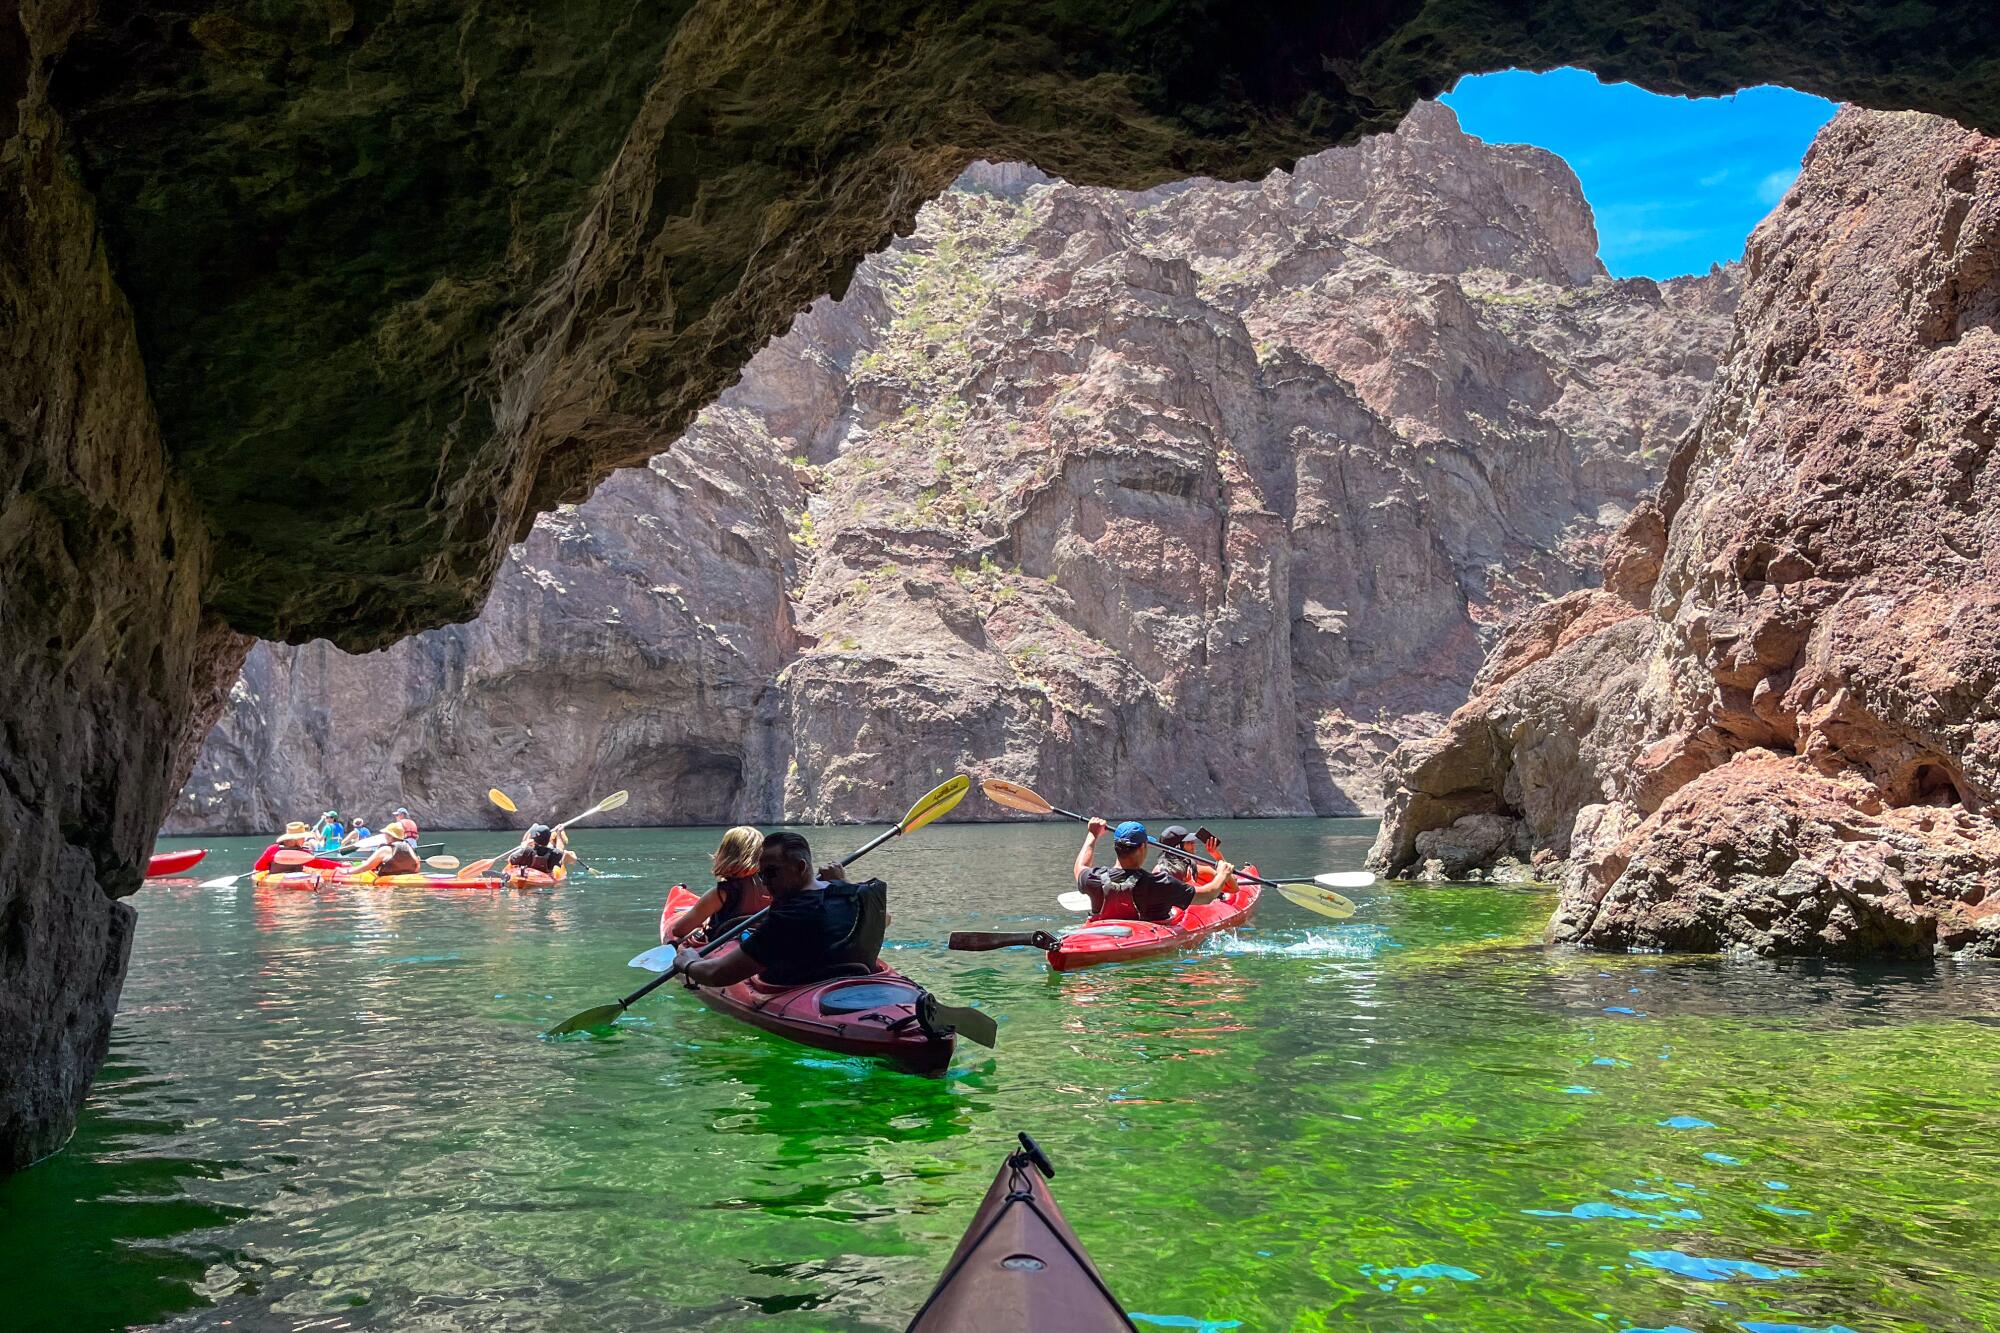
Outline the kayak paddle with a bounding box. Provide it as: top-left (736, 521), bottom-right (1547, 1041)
top-left (489, 788), bottom-right (518, 814)
top-left (457, 789), bottom-right (630, 881)
top-left (984, 778), bottom-right (1366, 920)
top-left (1276, 871), bottom-right (1375, 890)
top-left (544, 776), bottom-right (985, 1039)
top-left (1057, 891), bottom-right (1092, 912)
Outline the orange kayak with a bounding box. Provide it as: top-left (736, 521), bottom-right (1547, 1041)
top-left (253, 870), bottom-right (507, 891)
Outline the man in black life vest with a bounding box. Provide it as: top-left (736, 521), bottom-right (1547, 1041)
top-left (506, 823), bottom-right (576, 875)
top-left (675, 830), bottom-right (888, 988)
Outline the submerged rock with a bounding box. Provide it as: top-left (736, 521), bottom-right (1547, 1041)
top-left (171, 105), bottom-right (1734, 830)
top-left (1373, 109), bottom-right (2000, 955)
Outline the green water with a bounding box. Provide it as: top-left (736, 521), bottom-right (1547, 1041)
top-left (9, 820), bottom-right (2000, 1331)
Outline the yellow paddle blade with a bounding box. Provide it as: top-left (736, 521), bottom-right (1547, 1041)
top-left (425, 855), bottom-right (461, 871)
top-left (980, 778), bottom-right (1054, 816)
top-left (596, 790), bottom-right (631, 814)
top-left (488, 788), bottom-right (517, 813)
top-left (1275, 882), bottom-right (1356, 921)
top-left (899, 775), bottom-right (970, 835)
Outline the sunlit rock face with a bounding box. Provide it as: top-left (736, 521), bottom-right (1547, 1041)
top-left (1373, 109), bottom-right (2000, 958)
top-left (172, 105), bottom-right (1734, 829)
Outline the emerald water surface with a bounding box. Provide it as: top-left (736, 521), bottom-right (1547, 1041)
top-left (9, 819), bottom-right (2000, 1331)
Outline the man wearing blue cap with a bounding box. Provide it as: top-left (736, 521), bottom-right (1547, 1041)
top-left (1072, 816), bottom-right (1236, 922)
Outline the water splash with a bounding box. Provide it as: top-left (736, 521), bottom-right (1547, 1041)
top-left (1201, 927), bottom-right (1394, 959)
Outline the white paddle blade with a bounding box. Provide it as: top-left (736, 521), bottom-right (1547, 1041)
top-left (1057, 891), bottom-right (1092, 912)
top-left (597, 789), bottom-right (631, 814)
top-left (628, 945), bottom-right (679, 973)
top-left (198, 875), bottom-right (241, 889)
top-left (1315, 871), bottom-right (1377, 889)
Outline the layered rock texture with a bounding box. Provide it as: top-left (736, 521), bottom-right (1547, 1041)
top-left (1372, 109), bottom-right (2000, 959)
top-left (1, 3), bottom-right (249, 1172)
top-left (171, 106), bottom-right (1736, 830)
top-left (11, 0), bottom-right (2000, 1176)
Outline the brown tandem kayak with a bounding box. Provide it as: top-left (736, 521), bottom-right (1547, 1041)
top-left (908, 1133), bottom-right (1135, 1331)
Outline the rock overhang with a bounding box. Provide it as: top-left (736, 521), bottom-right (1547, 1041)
top-left (38, 1), bottom-right (2000, 649)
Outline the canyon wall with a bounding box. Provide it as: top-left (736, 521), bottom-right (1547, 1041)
top-left (1371, 108), bottom-right (2000, 958)
top-left (170, 106), bottom-right (1736, 831)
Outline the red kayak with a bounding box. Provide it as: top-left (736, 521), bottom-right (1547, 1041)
top-left (1047, 873), bottom-right (1262, 972)
top-left (908, 1133), bottom-right (1134, 1331)
top-left (660, 886), bottom-right (956, 1075)
top-left (146, 848), bottom-right (207, 878)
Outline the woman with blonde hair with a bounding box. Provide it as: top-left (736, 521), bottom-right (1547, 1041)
top-left (663, 826), bottom-right (771, 944)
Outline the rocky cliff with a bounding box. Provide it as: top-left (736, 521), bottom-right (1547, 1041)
top-left (1371, 108), bottom-right (2000, 958)
top-left (172, 105), bottom-right (1736, 831)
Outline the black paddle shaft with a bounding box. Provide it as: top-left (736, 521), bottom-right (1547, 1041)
top-left (612, 821), bottom-right (905, 1010)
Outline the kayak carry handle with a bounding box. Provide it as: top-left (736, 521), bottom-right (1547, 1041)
top-left (1018, 1132), bottom-right (1055, 1180)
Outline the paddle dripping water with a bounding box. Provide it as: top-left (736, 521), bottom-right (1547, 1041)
top-left (9, 821), bottom-right (2000, 1329)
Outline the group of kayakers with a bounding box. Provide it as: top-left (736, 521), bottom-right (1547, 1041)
top-left (251, 807), bottom-right (577, 882)
top-left (246, 793), bottom-right (1240, 1002)
top-left (660, 813), bottom-right (1236, 991)
top-left (256, 807), bottom-right (422, 873)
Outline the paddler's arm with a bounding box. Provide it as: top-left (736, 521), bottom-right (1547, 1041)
top-left (678, 939), bottom-right (762, 986)
top-left (1073, 817), bottom-right (1107, 882)
top-left (667, 887), bottom-right (726, 942)
top-left (1189, 860), bottom-right (1236, 903)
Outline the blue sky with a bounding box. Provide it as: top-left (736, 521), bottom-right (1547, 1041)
top-left (1440, 68), bottom-right (1836, 279)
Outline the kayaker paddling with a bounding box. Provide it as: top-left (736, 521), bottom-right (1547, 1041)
top-left (675, 830), bottom-right (884, 988)
top-left (505, 823), bottom-right (577, 877)
top-left (664, 826), bottom-right (771, 944)
top-left (1074, 817), bottom-right (1235, 923)
top-left (352, 811), bottom-right (422, 877)
top-left (311, 810), bottom-right (346, 854)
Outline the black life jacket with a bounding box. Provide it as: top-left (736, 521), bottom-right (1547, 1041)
top-left (776, 879), bottom-right (888, 986)
top-left (709, 874), bottom-right (764, 938)
top-left (511, 844), bottom-right (561, 873)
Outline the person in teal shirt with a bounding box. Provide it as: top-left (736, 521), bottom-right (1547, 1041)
top-left (312, 811), bottom-right (346, 854)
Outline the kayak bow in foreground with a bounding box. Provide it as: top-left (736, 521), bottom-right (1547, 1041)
top-left (907, 1133), bottom-right (1134, 1331)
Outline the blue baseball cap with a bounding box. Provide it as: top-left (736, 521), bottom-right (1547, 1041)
top-left (1113, 820), bottom-right (1148, 849)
